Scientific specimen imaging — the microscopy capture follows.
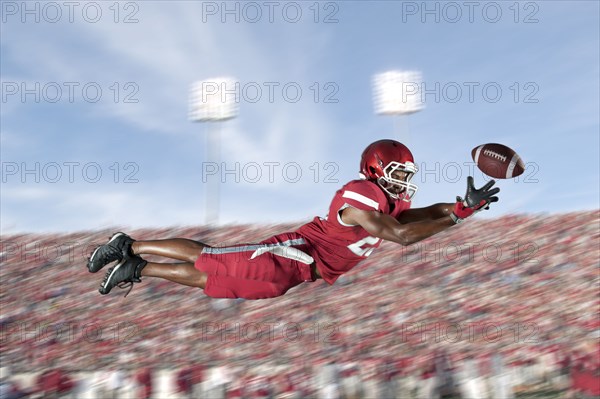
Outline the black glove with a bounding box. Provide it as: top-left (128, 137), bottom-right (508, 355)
top-left (463, 176), bottom-right (499, 208)
top-left (451, 176), bottom-right (500, 223)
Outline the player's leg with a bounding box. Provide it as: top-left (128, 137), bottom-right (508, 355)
top-left (93, 234), bottom-right (214, 296)
top-left (140, 262), bottom-right (207, 288)
top-left (96, 231), bottom-right (316, 298)
top-left (132, 239), bottom-right (208, 263)
top-left (88, 232), bottom-right (209, 273)
top-left (99, 257), bottom-right (208, 296)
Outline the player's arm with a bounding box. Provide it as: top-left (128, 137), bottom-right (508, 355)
top-left (343, 176), bottom-right (500, 246)
top-left (400, 176), bottom-right (500, 225)
top-left (342, 207), bottom-right (454, 246)
top-left (396, 203), bottom-right (454, 224)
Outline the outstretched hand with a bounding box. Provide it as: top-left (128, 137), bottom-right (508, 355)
top-left (462, 176), bottom-right (500, 208)
top-left (451, 176), bottom-right (500, 223)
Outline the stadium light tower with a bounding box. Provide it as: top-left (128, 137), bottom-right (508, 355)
top-left (372, 70), bottom-right (424, 141)
top-left (189, 77), bottom-right (239, 225)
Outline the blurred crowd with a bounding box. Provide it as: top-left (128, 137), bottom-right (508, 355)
top-left (1, 210), bottom-right (599, 398)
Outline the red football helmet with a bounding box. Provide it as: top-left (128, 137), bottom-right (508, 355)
top-left (359, 139), bottom-right (418, 201)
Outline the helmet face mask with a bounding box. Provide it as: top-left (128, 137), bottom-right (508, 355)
top-left (377, 161), bottom-right (418, 201)
top-left (359, 140), bottom-right (419, 202)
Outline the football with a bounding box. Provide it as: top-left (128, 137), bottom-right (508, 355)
top-left (471, 143), bottom-right (525, 179)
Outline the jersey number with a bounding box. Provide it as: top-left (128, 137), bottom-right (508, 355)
top-left (347, 236), bottom-right (380, 257)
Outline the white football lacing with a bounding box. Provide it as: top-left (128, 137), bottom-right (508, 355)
top-left (483, 149), bottom-right (507, 163)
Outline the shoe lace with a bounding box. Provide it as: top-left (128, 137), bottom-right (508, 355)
top-left (117, 281), bottom-right (135, 298)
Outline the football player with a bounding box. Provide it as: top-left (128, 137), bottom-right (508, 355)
top-left (89, 139), bottom-right (499, 299)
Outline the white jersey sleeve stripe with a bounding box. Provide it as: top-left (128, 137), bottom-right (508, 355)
top-left (342, 190), bottom-right (379, 210)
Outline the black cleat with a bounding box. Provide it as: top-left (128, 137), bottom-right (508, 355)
top-left (99, 254), bottom-right (147, 297)
top-left (87, 232), bottom-right (134, 273)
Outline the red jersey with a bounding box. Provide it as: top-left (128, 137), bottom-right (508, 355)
top-left (297, 179), bottom-right (410, 284)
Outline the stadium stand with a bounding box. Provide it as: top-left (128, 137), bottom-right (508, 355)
top-left (1, 211), bottom-right (598, 398)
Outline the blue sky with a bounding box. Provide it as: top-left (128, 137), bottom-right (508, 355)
top-left (1, 1), bottom-right (598, 233)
